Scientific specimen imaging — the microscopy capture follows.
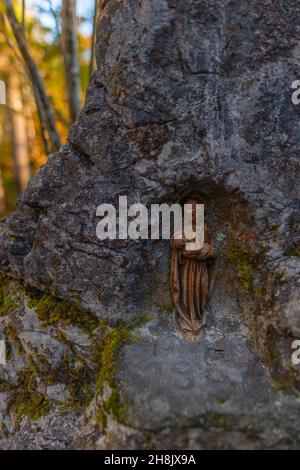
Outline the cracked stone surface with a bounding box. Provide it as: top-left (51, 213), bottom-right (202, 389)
top-left (0, 0), bottom-right (300, 449)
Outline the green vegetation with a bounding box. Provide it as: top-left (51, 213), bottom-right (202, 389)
top-left (95, 322), bottom-right (138, 428)
top-left (26, 287), bottom-right (99, 333)
top-left (9, 358), bottom-right (50, 425)
top-left (96, 388), bottom-right (126, 429)
top-left (288, 249), bottom-right (300, 257)
top-left (0, 273), bottom-right (19, 317)
top-left (0, 273), bottom-right (148, 427)
top-left (271, 365), bottom-right (300, 394)
top-left (160, 300), bottom-right (173, 316)
top-left (133, 310), bottom-right (156, 326)
top-left (97, 289), bottom-right (104, 301)
top-left (51, 356), bottom-right (94, 412)
top-left (224, 234), bottom-right (265, 298)
top-left (204, 414), bottom-right (227, 429)
top-left (5, 323), bottom-right (24, 357)
top-left (0, 1), bottom-right (94, 216)
top-left (217, 415), bottom-right (226, 427)
top-left (216, 396), bottom-right (227, 405)
top-left (14, 394), bottom-right (51, 423)
top-left (95, 323), bottom-right (134, 395)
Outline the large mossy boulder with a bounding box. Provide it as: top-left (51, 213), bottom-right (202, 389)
top-left (0, 0), bottom-right (300, 449)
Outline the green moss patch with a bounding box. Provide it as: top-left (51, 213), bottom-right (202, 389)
top-left (95, 323), bottom-right (136, 395)
top-left (26, 287), bottom-right (99, 333)
top-left (8, 358), bottom-right (50, 425)
top-left (0, 273), bottom-right (147, 427)
top-left (55, 357), bottom-right (94, 411)
top-left (0, 273), bottom-right (19, 317)
top-left (14, 394), bottom-right (51, 423)
top-left (225, 233), bottom-right (266, 298)
top-left (204, 413), bottom-right (227, 429)
top-left (95, 322), bottom-right (137, 428)
top-left (5, 323), bottom-right (24, 357)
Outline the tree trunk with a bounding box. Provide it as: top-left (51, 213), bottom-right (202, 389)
top-left (4, 0), bottom-right (61, 153)
top-left (89, 0), bottom-right (97, 77)
top-left (7, 74), bottom-right (31, 193)
top-left (0, 169), bottom-right (5, 214)
top-left (21, 0), bottom-right (25, 29)
top-left (61, 0), bottom-right (81, 122)
top-left (21, 80), bottom-right (40, 165)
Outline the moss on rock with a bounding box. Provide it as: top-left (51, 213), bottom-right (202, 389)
top-left (95, 322), bottom-right (139, 428)
top-left (26, 287), bottom-right (99, 333)
top-left (95, 323), bottom-right (136, 395)
top-left (8, 358), bottom-right (51, 425)
top-left (224, 232), bottom-right (266, 298)
top-left (0, 272), bottom-right (147, 429)
top-left (0, 273), bottom-right (19, 317)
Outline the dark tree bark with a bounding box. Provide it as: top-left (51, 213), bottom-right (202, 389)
top-left (61, 0), bottom-right (81, 122)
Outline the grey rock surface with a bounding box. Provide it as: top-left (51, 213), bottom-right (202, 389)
top-left (116, 314), bottom-right (300, 450)
top-left (46, 384), bottom-right (71, 403)
top-left (0, 0), bottom-right (300, 449)
top-left (0, 285), bottom-right (299, 449)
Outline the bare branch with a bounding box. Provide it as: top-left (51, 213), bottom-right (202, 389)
top-left (3, 0), bottom-right (61, 153)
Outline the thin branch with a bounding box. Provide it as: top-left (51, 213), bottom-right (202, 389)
top-left (46, 0), bottom-right (62, 49)
top-left (3, 0), bottom-right (61, 153)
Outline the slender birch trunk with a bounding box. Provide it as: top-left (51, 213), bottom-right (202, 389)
top-left (21, 81), bottom-right (40, 164)
top-left (62, 0), bottom-right (81, 122)
top-left (89, 0), bottom-right (97, 77)
top-left (4, 0), bottom-right (61, 153)
top-left (7, 74), bottom-right (31, 193)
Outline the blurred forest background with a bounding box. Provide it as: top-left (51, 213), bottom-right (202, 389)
top-left (0, 0), bottom-right (96, 215)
